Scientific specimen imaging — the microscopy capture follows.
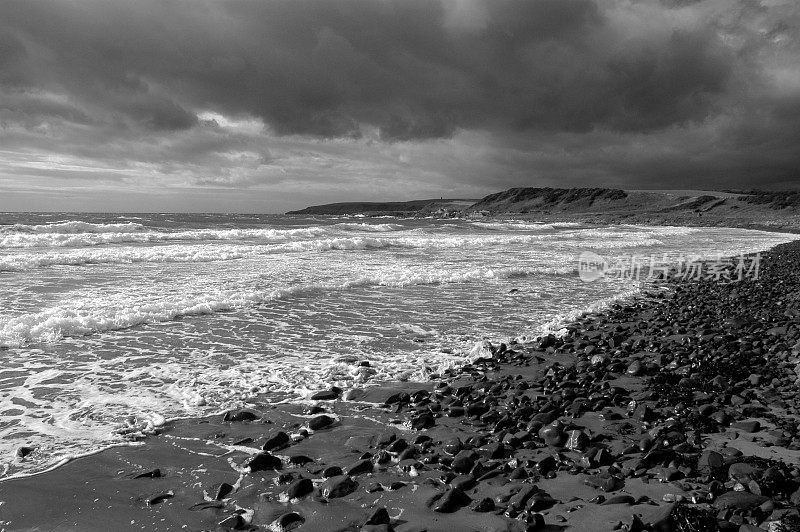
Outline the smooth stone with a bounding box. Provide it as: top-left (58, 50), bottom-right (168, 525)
top-left (449, 474), bottom-right (476, 491)
top-left (431, 488), bottom-right (471, 513)
top-left (132, 468), bottom-right (162, 479)
top-left (411, 414), bottom-right (435, 430)
top-left (147, 491), bottom-right (174, 506)
top-left (288, 455), bottom-right (314, 466)
top-left (246, 452), bottom-right (282, 472)
top-left (365, 507), bottom-right (391, 526)
top-left (713, 491), bottom-right (769, 510)
top-left (262, 431), bottom-right (290, 451)
top-left (322, 466), bottom-right (343, 478)
top-left (320, 475), bottom-right (358, 498)
top-left (346, 458), bottom-right (374, 476)
top-left (223, 409), bottom-right (259, 422)
top-left (732, 420), bottom-right (761, 433)
top-left (697, 450), bottom-right (725, 473)
top-left (269, 512), bottom-right (304, 531)
top-left (343, 388), bottom-right (365, 401)
top-left (308, 415), bottom-right (335, 431)
top-left (387, 438), bottom-right (408, 453)
top-left (310, 390), bottom-right (339, 400)
top-left (602, 495), bottom-right (636, 505)
top-left (286, 478), bottom-right (313, 499)
top-left (451, 450), bottom-right (475, 474)
top-left (538, 422), bottom-right (564, 447)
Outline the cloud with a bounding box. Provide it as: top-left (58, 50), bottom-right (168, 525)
top-left (0, 0), bottom-right (798, 211)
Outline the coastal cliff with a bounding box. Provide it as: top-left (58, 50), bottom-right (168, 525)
top-left (288, 188), bottom-right (800, 231)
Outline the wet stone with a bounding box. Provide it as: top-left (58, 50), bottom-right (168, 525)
top-left (246, 452), bottom-right (282, 472)
top-left (308, 415), bottom-right (335, 431)
top-left (431, 488), bottom-right (471, 513)
top-left (320, 475), bottom-right (358, 498)
top-left (262, 431), bottom-right (290, 451)
top-left (286, 478), bottom-right (314, 499)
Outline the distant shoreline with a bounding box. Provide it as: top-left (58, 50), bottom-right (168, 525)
top-left (288, 187), bottom-right (800, 233)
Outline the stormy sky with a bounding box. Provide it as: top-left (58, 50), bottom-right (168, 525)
top-left (0, 0), bottom-right (798, 212)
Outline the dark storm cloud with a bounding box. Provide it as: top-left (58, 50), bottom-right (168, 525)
top-left (0, 0), bottom-right (798, 203)
top-left (0, 0), bottom-right (733, 137)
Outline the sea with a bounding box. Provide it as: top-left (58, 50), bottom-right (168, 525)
top-left (0, 212), bottom-right (795, 478)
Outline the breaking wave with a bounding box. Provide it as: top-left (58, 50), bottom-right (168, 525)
top-left (0, 265), bottom-right (573, 347)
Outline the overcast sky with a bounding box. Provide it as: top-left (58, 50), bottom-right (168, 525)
top-left (0, 0), bottom-right (798, 212)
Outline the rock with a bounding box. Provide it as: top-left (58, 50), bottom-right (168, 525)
top-left (189, 501), bottom-right (225, 511)
top-left (322, 466), bottom-right (343, 478)
top-left (14, 447), bottom-right (35, 460)
top-left (697, 450), bottom-right (725, 474)
top-left (219, 514), bottom-right (244, 529)
top-left (623, 514), bottom-right (646, 532)
top-left (211, 482), bottom-right (234, 500)
top-left (387, 438), bottom-right (408, 453)
top-left (365, 507), bottom-right (391, 526)
top-left (654, 467), bottom-right (684, 482)
top-left (431, 488), bottom-right (470, 512)
top-left (538, 422), bottom-right (564, 446)
top-left (286, 478), bottom-right (313, 499)
top-left (728, 463), bottom-right (763, 482)
top-left (508, 485), bottom-right (538, 513)
top-left (602, 495), bottom-right (636, 505)
top-left (536, 455), bottom-right (557, 475)
top-left (443, 438), bottom-right (463, 456)
top-left (449, 474), bottom-right (475, 491)
top-left (288, 455), bottom-right (314, 466)
top-left (346, 458), bottom-right (374, 476)
top-left (472, 497), bottom-right (495, 512)
top-left (411, 414), bottom-right (435, 430)
top-left (320, 475), bottom-right (358, 498)
top-left (310, 390), bottom-right (339, 400)
top-left (377, 431), bottom-right (397, 446)
top-left (627, 360), bottom-right (643, 376)
top-left (147, 491), bottom-right (174, 506)
top-left (132, 468), bottom-right (162, 479)
top-left (731, 420), bottom-right (761, 433)
top-left (262, 431), bottom-right (290, 451)
top-left (713, 491), bottom-right (770, 510)
top-left (451, 451), bottom-right (475, 474)
top-left (565, 430), bottom-right (589, 451)
top-left (223, 409), bottom-right (259, 422)
top-left (269, 512), bottom-right (304, 531)
top-left (308, 414), bottom-right (335, 431)
top-left (246, 452), bottom-right (282, 472)
top-left (343, 388), bottom-right (365, 401)
top-left (528, 491), bottom-right (557, 511)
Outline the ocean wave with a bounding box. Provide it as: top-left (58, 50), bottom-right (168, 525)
top-left (0, 238), bottom-right (414, 271)
top-left (0, 265), bottom-right (572, 347)
top-left (0, 231), bottom-right (666, 271)
top-left (472, 221), bottom-right (556, 231)
top-left (0, 226), bottom-right (333, 248)
top-left (0, 221), bottom-right (145, 234)
top-left (334, 222), bottom-right (405, 232)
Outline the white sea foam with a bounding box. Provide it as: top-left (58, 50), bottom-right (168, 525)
top-left (334, 222), bottom-right (404, 232)
top-left (0, 226), bottom-right (333, 248)
top-left (0, 264), bottom-right (573, 347)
